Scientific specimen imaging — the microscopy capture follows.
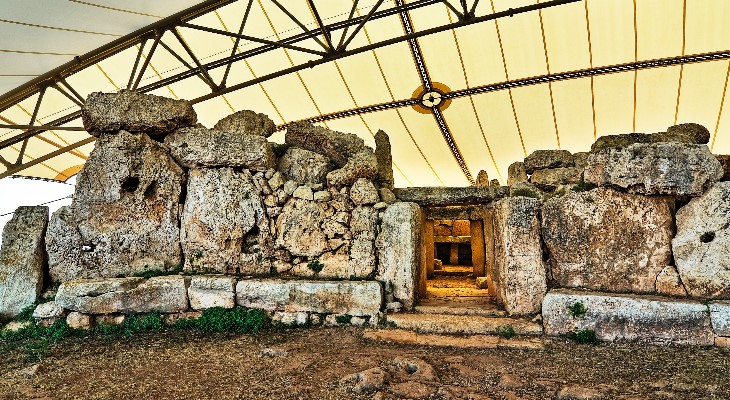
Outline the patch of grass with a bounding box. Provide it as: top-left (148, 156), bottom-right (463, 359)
top-left (307, 260), bottom-right (325, 274)
top-left (571, 177), bottom-right (593, 192)
top-left (15, 304), bottom-right (37, 322)
top-left (334, 314), bottom-right (352, 325)
top-left (174, 307), bottom-right (270, 334)
top-left (511, 187), bottom-right (541, 199)
top-left (0, 319), bottom-right (74, 362)
top-left (568, 301), bottom-right (587, 319)
top-left (495, 324), bottom-right (516, 339)
top-left (93, 313), bottom-right (164, 338)
top-left (566, 328), bottom-right (598, 344)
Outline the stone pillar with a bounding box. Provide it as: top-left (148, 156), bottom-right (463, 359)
top-left (449, 243), bottom-right (459, 265)
top-left (423, 220), bottom-right (435, 279)
top-left (470, 220), bottom-right (486, 277)
top-left (483, 209), bottom-right (496, 297)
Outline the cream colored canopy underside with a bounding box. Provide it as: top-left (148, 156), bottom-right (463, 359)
top-left (1, 0), bottom-right (729, 187)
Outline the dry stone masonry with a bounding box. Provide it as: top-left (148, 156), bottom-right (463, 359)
top-left (3, 90), bottom-right (730, 347)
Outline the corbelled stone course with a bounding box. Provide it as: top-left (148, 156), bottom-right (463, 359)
top-left (541, 188), bottom-right (674, 293)
top-left (47, 131), bottom-right (183, 281)
top-left (542, 290), bottom-right (715, 345)
top-left (0, 206), bottom-right (48, 317)
top-left (213, 110), bottom-right (275, 137)
top-left (285, 121), bottom-right (366, 167)
top-left (56, 276), bottom-right (188, 314)
top-left (82, 90), bottom-right (197, 136)
top-left (165, 126), bottom-right (274, 170)
top-left (584, 142), bottom-right (722, 196)
top-left (235, 279), bottom-right (382, 316)
top-left (673, 182), bottom-right (730, 298)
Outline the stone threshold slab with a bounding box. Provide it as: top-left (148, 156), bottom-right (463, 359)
top-left (386, 313), bottom-right (542, 336)
top-left (363, 329), bottom-right (543, 349)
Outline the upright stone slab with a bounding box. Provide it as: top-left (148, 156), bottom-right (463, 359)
top-left (584, 143), bottom-right (722, 196)
top-left (542, 290), bottom-right (715, 345)
top-left (374, 129), bottom-right (394, 188)
top-left (673, 182), bottom-right (730, 298)
top-left (492, 197), bottom-right (546, 316)
top-left (181, 168), bottom-right (267, 274)
top-left (376, 203), bottom-right (422, 310)
top-left (507, 162), bottom-right (528, 186)
top-left (0, 206), bottom-right (48, 317)
top-left (47, 131), bottom-right (184, 281)
top-left (82, 90), bottom-right (196, 137)
top-left (165, 126), bottom-right (274, 170)
top-left (236, 279), bottom-right (382, 316)
top-left (541, 188), bottom-right (674, 293)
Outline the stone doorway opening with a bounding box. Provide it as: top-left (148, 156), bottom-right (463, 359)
top-left (419, 208), bottom-right (501, 313)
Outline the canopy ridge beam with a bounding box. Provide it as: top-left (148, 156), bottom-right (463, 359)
top-left (158, 38), bottom-right (219, 90)
top-left (0, 137), bottom-right (96, 180)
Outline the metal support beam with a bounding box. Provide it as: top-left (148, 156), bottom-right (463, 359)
top-left (0, 137), bottom-right (96, 180)
top-left (221, 0), bottom-right (254, 88)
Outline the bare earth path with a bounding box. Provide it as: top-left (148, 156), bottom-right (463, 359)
top-left (1, 327), bottom-right (729, 400)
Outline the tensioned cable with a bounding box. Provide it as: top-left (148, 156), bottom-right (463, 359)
top-left (0, 195), bottom-right (72, 217)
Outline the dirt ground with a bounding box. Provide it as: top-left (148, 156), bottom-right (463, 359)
top-left (1, 327), bottom-right (729, 400)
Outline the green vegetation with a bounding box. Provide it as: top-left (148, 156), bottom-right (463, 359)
top-left (571, 177), bottom-right (593, 192)
top-left (307, 260), bottom-right (325, 274)
top-left (175, 307), bottom-right (270, 334)
top-left (569, 301), bottom-right (587, 319)
top-left (567, 328), bottom-right (598, 344)
top-left (495, 324), bottom-right (516, 339)
top-left (511, 187), bottom-right (541, 199)
top-left (0, 319), bottom-right (73, 362)
top-left (334, 314), bottom-right (352, 325)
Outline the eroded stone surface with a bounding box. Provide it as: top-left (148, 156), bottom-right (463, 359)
top-left (285, 121), bottom-right (365, 167)
top-left (530, 167), bottom-right (581, 191)
top-left (710, 302), bottom-right (730, 336)
top-left (181, 168), bottom-right (267, 274)
top-left (326, 150), bottom-right (379, 187)
top-left (541, 188), bottom-right (674, 293)
top-left (0, 206), bottom-right (47, 317)
top-left (673, 182), bottom-right (730, 298)
top-left (376, 203), bottom-right (421, 310)
top-left (655, 266), bottom-right (688, 297)
top-left (374, 130), bottom-right (394, 189)
top-left (276, 199), bottom-right (328, 257)
top-left (56, 276), bottom-right (188, 314)
top-left (278, 147), bottom-right (331, 185)
top-left (82, 90), bottom-right (196, 136)
top-left (492, 197), bottom-right (546, 316)
top-left (188, 275), bottom-right (236, 310)
top-left (165, 126), bottom-right (274, 170)
top-left (350, 179), bottom-right (379, 205)
top-left (584, 143), bottom-right (722, 196)
top-left (393, 187), bottom-right (508, 206)
top-left (524, 150), bottom-right (574, 174)
top-left (542, 290), bottom-right (715, 345)
top-left (48, 131), bottom-right (183, 281)
top-left (213, 110), bottom-right (275, 137)
top-left (235, 279), bottom-right (382, 316)
top-left (507, 162), bottom-right (528, 186)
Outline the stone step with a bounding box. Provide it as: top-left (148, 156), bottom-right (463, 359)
top-left (386, 313), bottom-right (543, 336)
top-left (433, 270), bottom-right (472, 277)
top-left (363, 329), bottom-right (543, 349)
top-left (414, 305), bottom-right (506, 317)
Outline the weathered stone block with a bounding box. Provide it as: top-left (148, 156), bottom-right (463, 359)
top-left (475, 170), bottom-right (490, 187)
top-left (278, 147), bottom-right (331, 185)
top-left (181, 168), bottom-right (267, 274)
top-left (82, 90), bottom-right (197, 136)
top-left (529, 167), bottom-right (581, 191)
top-left (374, 129), bottom-right (394, 188)
top-left (350, 178), bottom-right (379, 205)
top-left (165, 126), bottom-right (274, 170)
top-left (655, 266), bottom-right (688, 297)
top-left (376, 203), bottom-right (421, 310)
top-left (542, 290), bottom-right (715, 345)
top-left (0, 206), bottom-right (47, 317)
top-left (541, 188), bottom-right (674, 293)
top-left (32, 301), bottom-right (64, 319)
top-left (276, 199), bottom-right (328, 257)
top-left (55, 276), bottom-right (188, 314)
top-left (213, 110), bottom-right (275, 137)
top-left (235, 279), bottom-right (382, 316)
top-left (285, 121), bottom-right (366, 167)
top-left (66, 312), bottom-right (92, 330)
top-left (507, 162), bottom-right (527, 186)
top-left (591, 132), bottom-right (652, 152)
top-left (326, 150), bottom-right (379, 187)
top-left (717, 155), bottom-right (730, 181)
top-left (492, 197), bottom-right (546, 316)
top-left (393, 186), bottom-right (508, 206)
top-left (710, 302), bottom-right (730, 336)
top-left (673, 182), bottom-right (730, 298)
top-left (584, 143), bottom-right (722, 196)
top-left (656, 123), bottom-right (710, 144)
top-left (188, 276), bottom-right (236, 310)
top-left (524, 150), bottom-right (574, 174)
top-left (48, 131), bottom-right (183, 281)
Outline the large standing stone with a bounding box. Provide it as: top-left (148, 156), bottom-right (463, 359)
top-left (541, 188), bottom-right (674, 293)
top-left (236, 279), bottom-right (382, 316)
top-left (475, 170), bottom-right (490, 187)
top-left (0, 206), bottom-right (48, 317)
top-left (542, 290), bottom-right (715, 345)
top-left (376, 203), bottom-right (422, 310)
top-left (278, 147), bottom-right (332, 185)
top-left (529, 167), bottom-right (581, 191)
top-left (492, 197), bottom-right (546, 316)
top-left (48, 131), bottom-right (184, 281)
top-left (374, 130), bottom-right (394, 188)
top-left (507, 162), bottom-right (528, 186)
top-left (213, 110), bottom-right (275, 137)
top-left (584, 143), bottom-right (722, 196)
top-left (165, 126), bottom-right (274, 170)
top-left (55, 276), bottom-right (188, 314)
top-left (276, 199), bottom-right (328, 257)
top-left (710, 302), bottom-right (730, 336)
top-left (673, 182), bottom-right (730, 298)
top-left (285, 121), bottom-right (366, 167)
top-left (82, 90), bottom-right (196, 136)
top-left (523, 150), bottom-right (574, 174)
top-left (326, 150), bottom-right (379, 187)
top-left (181, 168), bottom-right (267, 274)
